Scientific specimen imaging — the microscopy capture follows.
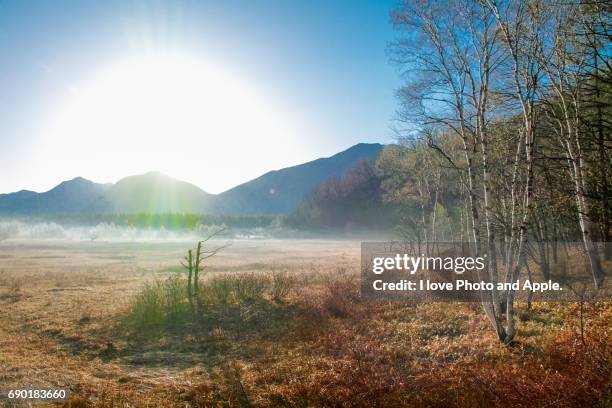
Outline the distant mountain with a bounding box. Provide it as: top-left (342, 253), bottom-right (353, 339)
top-left (0, 143), bottom-right (384, 216)
top-left (212, 143), bottom-right (384, 214)
top-left (103, 171), bottom-right (213, 214)
top-left (0, 177), bottom-right (110, 214)
top-left (0, 172), bottom-right (215, 215)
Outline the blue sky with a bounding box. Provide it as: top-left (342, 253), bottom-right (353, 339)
top-left (0, 0), bottom-right (402, 194)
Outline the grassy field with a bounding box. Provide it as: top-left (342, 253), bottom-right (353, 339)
top-left (0, 240), bottom-right (610, 407)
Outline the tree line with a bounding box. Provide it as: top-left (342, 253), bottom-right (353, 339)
top-left (386, 0), bottom-right (610, 343)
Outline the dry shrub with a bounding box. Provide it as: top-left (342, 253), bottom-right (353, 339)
top-left (292, 268), bottom-right (362, 326)
top-left (321, 268), bottom-right (360, 318)
top-left (258, 328), bottom-right (415, 407)
top-left (538, 332), bottom-right (611, 406)
top-left (200, 273), bottom-right (268, 306)
top-left (202, 276), bottom-right (234, 305)
top-left (126, 276), bottom-right (189, 336)
top-left (112, 263), bottom-right (610, 406)
top-left (254, 329), bottom-right (612, 408)
top-left (234, 273), bottom-right (268, 303)
top-left (433, 332), bottom-right (611, 408)
top-left (270, 271), bottom-right (295, 302)
top-left (128, 280), bottom-right (165, 334)
top-left (164, 276), bottom-right (190, 326)
top-left (242, 299), bottom-right (611, 408)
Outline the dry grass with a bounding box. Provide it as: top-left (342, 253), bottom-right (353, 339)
top-left (0, 240), bottom-right (609, 407)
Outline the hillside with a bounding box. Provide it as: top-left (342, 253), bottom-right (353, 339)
top-left (212, 143), bottom-right (383, 214)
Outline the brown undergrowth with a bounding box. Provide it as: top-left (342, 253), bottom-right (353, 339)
top-left (65, 271), bottom-right (611, 407)
top-left (0, 241), bottom-right (609, 407)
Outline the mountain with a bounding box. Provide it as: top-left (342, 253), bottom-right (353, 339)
top-left (0, 143), bottom-right (384, 216)
top-left (103, 171), bottom-right (213, 214)
top-left (212, 143), bottom-right (384, 214)
top-left (0, 177), bottom-right (110, 214)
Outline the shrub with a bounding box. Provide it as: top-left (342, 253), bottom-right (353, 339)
top-left (201, 276), bottom-right (235, 305)
top-left (234, 273), bottom-right (268, 303)
top-left (270, 271), bottom-right (295, 302)
top-left (129, 280), bottom-right (165, 333)
top-left (199, 273), bottom-right (269, 307)
top-left (322, 269), bottom-right (359, 318)
top-left (127, 276), bottom-right (189, 337)
top-left (163, 276), bottom-right (190, 326)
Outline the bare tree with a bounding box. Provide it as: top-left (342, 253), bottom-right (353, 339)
top-left (181, 228), bottom-right (230, 312)
top-left (392, 0), bottom-right (513, 340)
top-left (485, 0), bottom-right (550, 343)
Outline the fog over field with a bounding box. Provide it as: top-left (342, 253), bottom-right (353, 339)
top-left (0, 219), bottom-right (383, 243)
top-left (0, 220), bottom-right (256, 242)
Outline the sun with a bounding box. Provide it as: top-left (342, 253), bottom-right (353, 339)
top-left (39, 56), bottom-right (303, 193)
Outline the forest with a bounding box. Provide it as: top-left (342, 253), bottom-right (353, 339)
top-left (292, 0), bottom-right (611, 343)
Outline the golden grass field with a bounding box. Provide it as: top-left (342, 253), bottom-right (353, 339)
top-left (0, 239), bottom-right (610, 407)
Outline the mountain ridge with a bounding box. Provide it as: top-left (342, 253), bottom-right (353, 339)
top-left (0, 143), bottom-right (384, 215)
